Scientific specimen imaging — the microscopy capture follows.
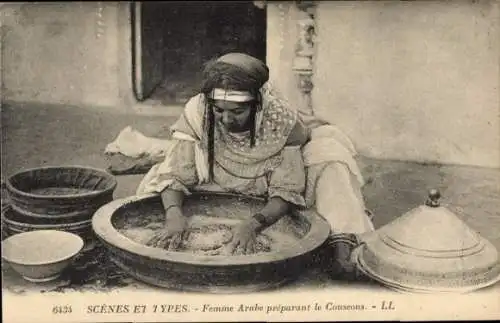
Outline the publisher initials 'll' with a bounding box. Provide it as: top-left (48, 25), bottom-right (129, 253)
top-left (381, 301), bottom-right (395, 310)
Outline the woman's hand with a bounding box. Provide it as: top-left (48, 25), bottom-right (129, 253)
top-left (147, 206), bottom-right (188, 251)
top-left (164, 206), bottom-right (189, 250)
top-left (227, 217), bottom-right (261, 255)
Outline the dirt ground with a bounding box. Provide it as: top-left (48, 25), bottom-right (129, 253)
top-left (2, 101), bottom-right (500, 248)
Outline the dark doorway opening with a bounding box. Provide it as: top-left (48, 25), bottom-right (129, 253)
top-left (132, 1), bottom-right (267, 106)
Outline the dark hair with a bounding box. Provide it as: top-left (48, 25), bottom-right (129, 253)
top-left (200, 61), bottom-right (263, 180)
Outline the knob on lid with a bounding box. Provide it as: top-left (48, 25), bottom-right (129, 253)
top-left (425, 188), bottom-right (441, 207)
top-left (354, 189), bottom-right (500, 293)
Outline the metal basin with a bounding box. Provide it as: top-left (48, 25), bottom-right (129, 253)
top-left (92, 192), bottom-right (330, 293)
top-left (353, 190), bottom-right (500, 293)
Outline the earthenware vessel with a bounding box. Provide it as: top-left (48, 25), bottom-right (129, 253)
top-left (92, 192), bottom-right (331, 293)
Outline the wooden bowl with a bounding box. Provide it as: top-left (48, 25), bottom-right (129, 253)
top-left (2, 230), bottom-right (84, 282)
top-left (6, 166), bottom-right (117, 219)
top-left (2, 206), bottom-right (96, 251)
top-left (2, 205), bottom-right (91, 226)
top-left (92, 192), bottom-right (330, 293)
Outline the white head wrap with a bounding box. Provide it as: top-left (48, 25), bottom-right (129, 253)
top-left (208, 88), bottom-right (255, 102)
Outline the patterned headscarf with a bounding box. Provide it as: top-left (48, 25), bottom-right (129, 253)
top-left (215, 52), bottom-right (270, 89)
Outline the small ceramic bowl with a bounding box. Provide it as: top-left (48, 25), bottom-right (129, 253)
top-left (1, 230), bottom-right (84, 282)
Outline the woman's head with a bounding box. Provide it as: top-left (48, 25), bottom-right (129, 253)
top-left (201, 53), bottom-right (269, 179)
top-left (201, 53), bottom-right (269, 133)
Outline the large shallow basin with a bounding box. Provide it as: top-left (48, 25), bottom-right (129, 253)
top-left (92, 192), bottom-right (330, 293)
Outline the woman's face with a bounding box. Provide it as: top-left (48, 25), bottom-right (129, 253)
top-left (211, 100), bottom-right (253, 133)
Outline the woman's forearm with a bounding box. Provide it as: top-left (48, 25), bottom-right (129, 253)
top-left (160, 188), bottom-right (185, 212)
top-left (253, 196), bottom-right (292, 231)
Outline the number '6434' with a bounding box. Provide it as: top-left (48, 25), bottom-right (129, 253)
top-left (52, 305), bottom-right (72, 314)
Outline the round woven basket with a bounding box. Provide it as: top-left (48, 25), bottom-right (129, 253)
top-left (6, 166), bottom-right (117, 220)
top-left (92, 192), bottom-right (331, 293)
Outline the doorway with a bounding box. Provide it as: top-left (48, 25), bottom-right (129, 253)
top-left (132, 1), bottom-right (267, 106)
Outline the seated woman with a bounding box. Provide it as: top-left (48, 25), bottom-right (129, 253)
top-left (137, 53), bottom-right (374, 279)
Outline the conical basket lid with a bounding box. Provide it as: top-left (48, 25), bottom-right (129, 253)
top-left (355, 189), bottom-right (500, 293)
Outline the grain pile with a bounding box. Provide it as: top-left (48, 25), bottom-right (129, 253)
top-left (119, 221), bottom-right (273, 255)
